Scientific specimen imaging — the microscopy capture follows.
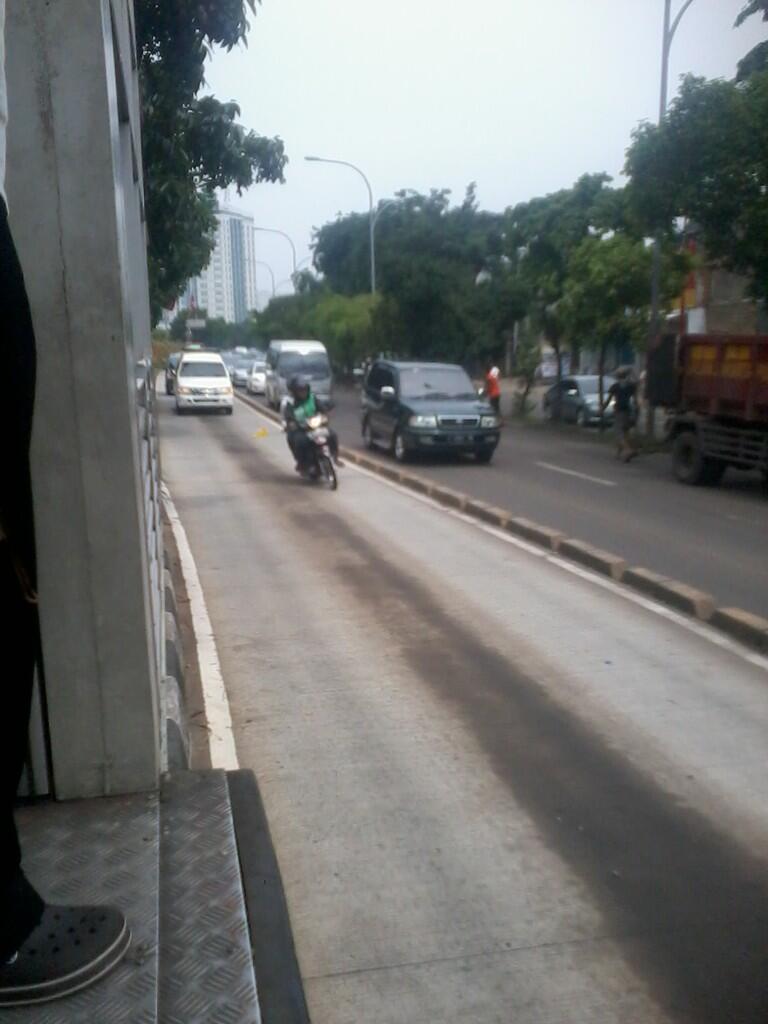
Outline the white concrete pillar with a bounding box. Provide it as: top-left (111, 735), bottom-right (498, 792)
top-left (6, 0), bottom-right (161, 798)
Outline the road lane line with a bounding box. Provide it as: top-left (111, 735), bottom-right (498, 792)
top-left (162, 482), bottom-right (239, 770)
top-left (235, 398), bottom-right (768, 671)
top-left (536, 461), bottom-right (617, 487)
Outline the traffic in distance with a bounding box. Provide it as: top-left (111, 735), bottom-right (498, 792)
top-left (163, 332), bottom-right (768, 487)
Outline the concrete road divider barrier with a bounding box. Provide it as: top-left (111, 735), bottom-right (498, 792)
top-left (463, 500), bottom-right (512, 528)
top-left (711, 608), bottom-right (768, 652)
top-left (557, 539), bottom-right (627, 581)
top-left (429, 485), bottom-right (468, 511)
top-left (397, 472), bottom-right (434, 497)
top-left (653, 581), bottom-right (716, 621)
top-left (507, 517), bottom-right (564, 552)
top-left (623, 567), bottom-right (676, 601)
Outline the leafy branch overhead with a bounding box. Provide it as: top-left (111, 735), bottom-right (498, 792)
top-left (625, 71), bottom-right (768, 301)
top-left (135, 0), bottom-right (287, 323)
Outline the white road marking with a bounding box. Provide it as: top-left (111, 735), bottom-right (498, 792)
top-left (536, 461), bottom-right (617, 487)
top-left (236, 397), bottom-right (768, 672)
top-left (162, 482), bottom-right (239, 770)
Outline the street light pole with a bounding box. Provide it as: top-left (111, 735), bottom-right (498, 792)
top-left (254, 226), bottom-right (297, 276)
top-left (306, 155), bottom-right (376, 294)
top-left (647, 0), bottom-right (697, 433)
top-left (255, 260), bottom-right (276, 298)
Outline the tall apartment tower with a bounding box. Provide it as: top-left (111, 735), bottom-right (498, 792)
top-left (188, 206), bottom-right (259, 322)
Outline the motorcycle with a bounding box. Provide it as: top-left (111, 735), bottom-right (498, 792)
top-left (282, 399), bottom-right (338, 490)
top-left (300, 412), bottom-right (338, 490)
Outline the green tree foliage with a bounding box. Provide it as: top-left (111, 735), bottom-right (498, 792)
top-left (312, 294), bottom-right (379, 374)
top-left (254, 291), bottom-right (321, 343)
top-left (625, 72), bottom-right (768, 301)
top-left (135, 0), bottom-right (287, 323)
top-left (736, 0), bottom-right (768, 26)
top-left (736, 40), bottom-right (768, 81)
top-left (562, 235), bottom-right (653, 354)
top-left (736, 0), bottom-right (768, 79)
top-left (504, 174), bottom-right (625, 378)
top-left (252, 288), bottom-right (378, 373)
top-left (168, 308), bottom-right (261, 348)
top-left (561, 235), bottom-right (683, 399)
top-left (313, 186), bottom-right (511, 366)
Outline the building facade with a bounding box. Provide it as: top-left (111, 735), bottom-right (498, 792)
top-left (187, 207), bottom-right (259, 323)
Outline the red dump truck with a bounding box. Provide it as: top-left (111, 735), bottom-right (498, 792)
top-left (647, 333), bottom-right (768, 485)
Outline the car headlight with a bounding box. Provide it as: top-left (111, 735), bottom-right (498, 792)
top-left (481, 415), bottom-right (501, 428)
top-left (216, 386), bottom-right (231, 395)
top-left (177, 386), bottom-right (191, 395)
top-left (409, 414), bottom-right (438, 428)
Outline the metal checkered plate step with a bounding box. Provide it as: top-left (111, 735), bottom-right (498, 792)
top-left (8, 792), bottom-right (160, 1024)
top-left (158, 770), bottom-right (261, 1024)
top-left (9, 770), bottom-right (260, 1023)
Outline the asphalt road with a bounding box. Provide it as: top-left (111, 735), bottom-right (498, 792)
top-left (303, 385), bottom-right (768, 619)
top-left (161, 393), bottom-right (768, 1024)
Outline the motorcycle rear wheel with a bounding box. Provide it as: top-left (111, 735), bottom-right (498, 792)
top-left (318, 454), bottom-right (338, 491)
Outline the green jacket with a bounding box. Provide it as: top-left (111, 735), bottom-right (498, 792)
top-left (290, 393), bottom-right (317, 427)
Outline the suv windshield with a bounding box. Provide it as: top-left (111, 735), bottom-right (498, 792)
top-left (179, 361), bottom-right (227, 378)
top-left (399, 365), bottom-right (476, 400)
top-left (278, 352), bottom-right (330, 379)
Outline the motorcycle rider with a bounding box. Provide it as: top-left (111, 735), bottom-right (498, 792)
top-left (283, 375), bottom-right (341, 472)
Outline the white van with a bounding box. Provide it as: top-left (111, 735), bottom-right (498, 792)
top-left (175, 351), bottom-right (234, 414)
top-left (264, 340), bottom-right (332, 410)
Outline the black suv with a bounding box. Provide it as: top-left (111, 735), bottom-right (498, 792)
top-left (361, 361), bottom-right (501, 463)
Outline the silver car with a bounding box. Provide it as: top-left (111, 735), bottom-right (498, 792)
top-left (246, 360), bottom-right (267, 395)
top-left (231, 358), bottom-right (252, 388)
top-left (543, 375), bottom-right (616, 426)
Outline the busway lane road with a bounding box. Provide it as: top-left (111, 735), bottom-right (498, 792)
top-left (320, 385), bottom-right (768, 619)
top-left (160, 393), bottom-right (768, 1024)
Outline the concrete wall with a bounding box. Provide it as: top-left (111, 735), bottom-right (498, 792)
top-left (6, 0), bottom-right (163, 799)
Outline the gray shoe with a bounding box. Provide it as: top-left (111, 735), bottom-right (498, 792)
top-left (0, 905), bottom-right (130, 1006)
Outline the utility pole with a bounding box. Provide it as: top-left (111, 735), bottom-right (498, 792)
top-left (646, 0), bottom-right (698, 436)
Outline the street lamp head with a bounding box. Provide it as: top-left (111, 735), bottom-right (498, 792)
top-left (305, 155), bottom-right (321, 162)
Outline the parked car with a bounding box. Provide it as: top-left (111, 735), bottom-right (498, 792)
top-left (175, 351), bottom-right (233, 414)
top-left (543, 375), bottom-right (616, 426)
top-left (361, 360), bottom-right (501, 463)
top-left (265, 340), bottom-right (333, 409)
top-left (231, 358), bottom-right (253, 388)
top-left (165, 351), bottom-right (181, 395)
top-left (246, 358), bottom-right (267, 395)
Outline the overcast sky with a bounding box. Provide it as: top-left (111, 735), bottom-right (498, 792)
top-left (205, 0), bottom-right (766, 295)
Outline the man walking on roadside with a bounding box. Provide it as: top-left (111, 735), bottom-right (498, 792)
top-left (604, 367), bottom-right (637, 462)
top-left (485, 365), bottom-right (502, 416)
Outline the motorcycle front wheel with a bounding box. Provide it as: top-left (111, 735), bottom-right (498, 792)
top-left (318, 453), bottom-right (338, 491)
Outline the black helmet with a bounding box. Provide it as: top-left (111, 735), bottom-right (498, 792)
top-left (288, 374), bottom-right (309, 396)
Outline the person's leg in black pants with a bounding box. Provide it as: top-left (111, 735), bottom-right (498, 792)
top-left (0, 194), bottom-right (44, 963)
top-left (0, 198), bottom-right (130, 1005)
top-left (0, 547), bottom-right (44, 963)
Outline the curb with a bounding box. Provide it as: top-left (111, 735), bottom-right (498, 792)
top-left (236, 393), bottom-right (768, 656)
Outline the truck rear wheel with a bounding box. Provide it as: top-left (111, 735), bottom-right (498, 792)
top-left (673, 431), bottom-right (725, 486)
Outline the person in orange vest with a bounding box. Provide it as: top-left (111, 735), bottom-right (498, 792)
top-left (485, 365), bottom-right (501, 416)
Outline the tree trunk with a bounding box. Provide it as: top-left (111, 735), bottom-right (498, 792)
top-left (598, 339), bottom-right (607, 433)
top-left (553, 341), bottom-right (563, 421)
